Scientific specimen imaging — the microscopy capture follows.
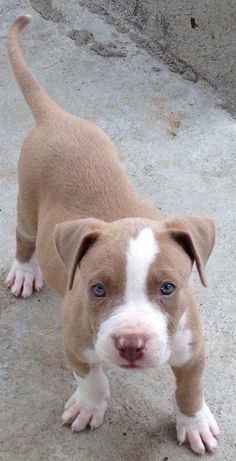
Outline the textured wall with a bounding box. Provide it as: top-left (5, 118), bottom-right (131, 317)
top-left (81, 0), bottom-right (236, 114)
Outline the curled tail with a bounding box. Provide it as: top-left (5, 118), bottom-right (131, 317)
top-left (7, 15), bottom-right (61, 123)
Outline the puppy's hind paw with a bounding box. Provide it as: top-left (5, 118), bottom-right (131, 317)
top-left (6, 254), bottom-right (43, 298)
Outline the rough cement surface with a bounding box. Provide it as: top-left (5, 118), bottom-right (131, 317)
top-left (81, 0), bottom-right (236, 115)
top-left (0, 1), bottom-right (236, 460)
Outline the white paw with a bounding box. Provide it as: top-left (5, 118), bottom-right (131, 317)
top-left (176, 403), bottom-right (220, 455)
top-left (6, 253), bottom-right (43, 298)
top-left (62, 366), bottom-right (109, 432)
top-left (62, 389), bottom-right (108, 432)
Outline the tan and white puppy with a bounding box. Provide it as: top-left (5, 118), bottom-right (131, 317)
top-left (6, 16), bottom-right (220, 455)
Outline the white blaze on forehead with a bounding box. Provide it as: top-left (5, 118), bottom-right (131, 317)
top-left (95, 226), bottom-right (171, 368)
top-left (125, 227), bottom-right (159, 302)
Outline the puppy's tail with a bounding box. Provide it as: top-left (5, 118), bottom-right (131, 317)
top-left (7, 15), bottom-right (61, 123)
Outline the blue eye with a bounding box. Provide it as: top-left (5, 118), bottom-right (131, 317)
top-left (160, 282), bottom-right (176, 296)
top-left (91, 284), bottom-right (107, 298)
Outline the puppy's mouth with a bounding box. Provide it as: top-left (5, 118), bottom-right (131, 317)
top-left (120, 362), bottom-right (140, 369)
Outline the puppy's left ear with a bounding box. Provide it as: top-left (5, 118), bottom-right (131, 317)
top-left (165, 216), bottom-right (216, 286)
top-left (54, 218), bottom-right (104, 290)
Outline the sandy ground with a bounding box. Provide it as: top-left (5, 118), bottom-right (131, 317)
top-left (0, 1), bottom-right (235, 460)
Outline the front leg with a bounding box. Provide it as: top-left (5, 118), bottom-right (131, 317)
top-left (172, 345), bottom-right (220, 455)
top-left (62, 360), bottom-right (110, 432)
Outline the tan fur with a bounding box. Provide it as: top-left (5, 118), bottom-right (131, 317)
top-left (165, 216), bottom-right (215, 286)
top-left (172, 345), bottom-right (206, 417)
top-left (7, 16), bottom-right (216, 422)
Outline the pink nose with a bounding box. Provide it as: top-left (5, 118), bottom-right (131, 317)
top-left (114, 335), bottom-right (147, 362)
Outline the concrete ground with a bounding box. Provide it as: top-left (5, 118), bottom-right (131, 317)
top-left (0, 1), bottom-right (235, 460)
top-left (81, 0), bottom-right (236, 115)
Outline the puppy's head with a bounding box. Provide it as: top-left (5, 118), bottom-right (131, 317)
top-left (55, 216), bottom-right (215, 369)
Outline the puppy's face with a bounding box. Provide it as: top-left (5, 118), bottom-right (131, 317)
top-left (55, 216), bottom-right (215, 369)
top-left (77, 221), bottom-right (192, 369)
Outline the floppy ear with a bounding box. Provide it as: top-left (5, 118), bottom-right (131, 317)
top-left (165, 216), bottom-right (216, 287)
top-left (54, 218), bottom-right (104, 290)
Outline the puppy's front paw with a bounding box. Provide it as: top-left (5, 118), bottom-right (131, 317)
top-left (62, 389), bottom-right (108, 431)
top-left (6, 255), bottom-right (43, 298)
top-left (176, 404), bottom-right (220, 455)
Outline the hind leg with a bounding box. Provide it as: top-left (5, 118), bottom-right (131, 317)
top-left (6, 192), bottom-right (43, 298)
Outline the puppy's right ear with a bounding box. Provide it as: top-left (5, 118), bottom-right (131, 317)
top-left (54, 218), bottom-right (104, 290)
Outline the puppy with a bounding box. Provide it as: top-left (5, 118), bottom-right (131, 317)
top-left (5, 16), bottom-right (220, 455)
